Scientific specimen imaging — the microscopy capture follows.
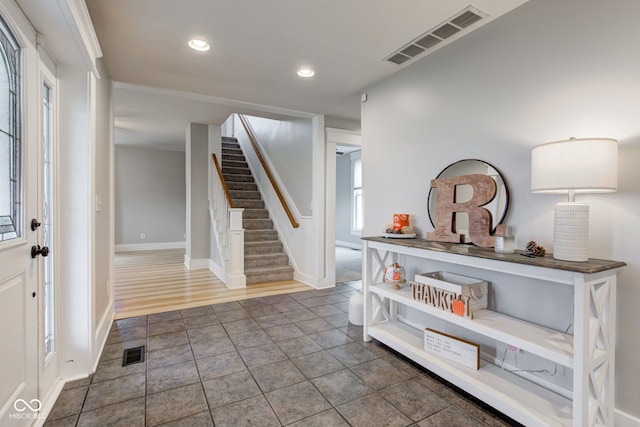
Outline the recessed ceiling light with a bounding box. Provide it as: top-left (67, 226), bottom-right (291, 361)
top-left (297, 67), bottom-right (315, 78)
top-left (188, 39), bottom-right (210, 52)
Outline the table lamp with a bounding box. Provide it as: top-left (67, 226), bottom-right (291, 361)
top-left (531, 138), bottom-right (618, 261)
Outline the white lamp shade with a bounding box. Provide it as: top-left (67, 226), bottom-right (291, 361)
top-left (531, 138), bottom-right (618, 194)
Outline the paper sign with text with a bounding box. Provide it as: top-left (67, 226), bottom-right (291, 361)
top-left (424, 328), bottom-right (480, 370)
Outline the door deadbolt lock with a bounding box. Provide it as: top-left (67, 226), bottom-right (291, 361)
top-left (31, 219), bottom-right (41, 231)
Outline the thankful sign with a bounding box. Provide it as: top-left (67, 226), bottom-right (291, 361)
top-left (410, 272), bottom-right (488, 320)
top-left (410, 281), bottom-right (472, 318)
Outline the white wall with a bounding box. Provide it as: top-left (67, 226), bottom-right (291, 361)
top-left (93, 58), bottom-right (112, 330)
top-left (114, 146), bottom-right (186, 246)
top-left (234, 113), bottom-right (328, 287)
top-left (242, 115), bottom-right (313, 216)
top-left (56, 62), bottom-right (94, 379)
top-left (362, 0), bottom-right (640, 420)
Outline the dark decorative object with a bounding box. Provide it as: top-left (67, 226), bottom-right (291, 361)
top-left (521, 241), bottom-right (546, 257)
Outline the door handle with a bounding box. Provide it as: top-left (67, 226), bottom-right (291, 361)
top-left (31, 245), bottom-right (50, 258)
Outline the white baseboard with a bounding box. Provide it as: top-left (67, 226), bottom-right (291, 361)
top-left (294, 271), bottom-right (321, 288)
top-left (208, 260), bottom-right (246, 288)
top-left (208, 259), bottom-right (225, 281)
top-left (226, 274), bottom-right (247, 288)
top-left (115, 241), bottom-right (185, 252)
top-left (34, 378), bottom-right (65, 427)
top-left (93, 301), bottom-right (114, 372)
top-left (336, 240), bottom-right (362, 250)
top-left (616, 409), bottom-right (640, 427)
top-left (184, 255), bottom-right (209, 270)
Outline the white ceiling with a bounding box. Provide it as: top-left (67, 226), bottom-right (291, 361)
top-left (82, 0), bottom-right (528, 150)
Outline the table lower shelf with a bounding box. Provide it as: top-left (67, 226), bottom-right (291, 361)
top-left (367, 320), bottom-right (573, 427)
top-left (369, 283), bottom-right (575, 367)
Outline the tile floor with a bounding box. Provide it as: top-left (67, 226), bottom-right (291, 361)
top-left (44, 282), bottom-right (520, 427)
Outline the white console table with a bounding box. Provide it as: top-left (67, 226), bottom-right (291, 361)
top-left (362, 236), bottom-right (625, 427)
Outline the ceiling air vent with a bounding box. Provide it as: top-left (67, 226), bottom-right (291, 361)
top-left (415, 34), bottom-right (442, 49)
top-left (451, 10), bottom-right (483, 28)
top-left (432, 23), bottom-right (460, 40)
top-left (401, 44), bottom-right (425, 57)
top-left (387, 53), bottom-right (411, 65)
top-left (385, 6), bottom-right (487, 65)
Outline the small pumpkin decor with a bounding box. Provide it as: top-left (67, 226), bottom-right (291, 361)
top-left (451, 297), bottom-right (467, 317)
top-left (383, 263), bottom-right (406, 290)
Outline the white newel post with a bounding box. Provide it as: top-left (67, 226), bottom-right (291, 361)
top-left (227, 208), bottom-right (246, 288)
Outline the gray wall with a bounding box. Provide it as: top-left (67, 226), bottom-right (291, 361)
top-left (335, 153), bottom-right (361, 247)
top-left (185, 123), bottom-right (211, 261)
top-left (362, 0), bottom-right (640, 417)
top-left (115, 146), bottom-right (186, 245)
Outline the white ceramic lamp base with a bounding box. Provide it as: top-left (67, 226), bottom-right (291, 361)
top-left (553, 202), bottom-right (589, 262)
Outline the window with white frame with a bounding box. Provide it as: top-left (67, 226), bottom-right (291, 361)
top-left (351, 151), bottom-right (362, 233)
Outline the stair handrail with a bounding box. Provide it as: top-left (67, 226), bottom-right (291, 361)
top-left (237, 114), bottom-right (300, 228)
top-left (212, 153), bottom-right (234, 208)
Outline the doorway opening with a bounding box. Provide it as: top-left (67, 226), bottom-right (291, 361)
top-left (335, 144), bottom-right (362, 285)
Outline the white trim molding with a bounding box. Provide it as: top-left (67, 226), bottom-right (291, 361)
top-left (326, 127), bottom-right (362, 147)
top-left (34, 379), bottom-right (64, 427)
top-left (324, 127), bottom-right (362, 290)
top-left (115, 242), bottom-right (186, 252)
top-left (184, 255), bottom-right (209, 270)
top-left (57, 0), bottom-right (103, 76)
top-left (208, 260), bottom-right (246, 288)
top-left (336, 240), bottom-right (362, 250)
top-left (93, 300), bottom-right (114, 372)
top-left (113, 81), bottom-right (317, 120)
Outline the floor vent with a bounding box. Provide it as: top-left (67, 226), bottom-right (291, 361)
top-left (122, 346), bottom-right (145, 366)
top-left (384, 6), bottom-right (487, 65)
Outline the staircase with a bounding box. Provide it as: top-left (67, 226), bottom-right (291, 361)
top-left (221, 136), bottom-right (295, 284)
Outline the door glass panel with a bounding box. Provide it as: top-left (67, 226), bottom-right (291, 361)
top-left (42, 82), bottom-right (54, 357)
top-left (0, 17), bottom-right (20, 242)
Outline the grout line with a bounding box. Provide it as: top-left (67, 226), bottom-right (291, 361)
top-left (57, 284), bottom-right (519, 426)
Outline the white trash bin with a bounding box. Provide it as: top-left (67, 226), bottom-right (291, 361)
top-left (348, 291), bottom-right (364, 325)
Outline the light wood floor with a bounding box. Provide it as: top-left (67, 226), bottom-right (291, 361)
top-left (114, 249), bottom-right (313, 320)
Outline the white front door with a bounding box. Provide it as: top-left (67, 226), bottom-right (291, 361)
top-left (0, 4), bottom-right (43, 426)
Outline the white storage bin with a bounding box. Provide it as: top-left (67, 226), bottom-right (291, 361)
top-left (413, 271), bottom-right (488, 318)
